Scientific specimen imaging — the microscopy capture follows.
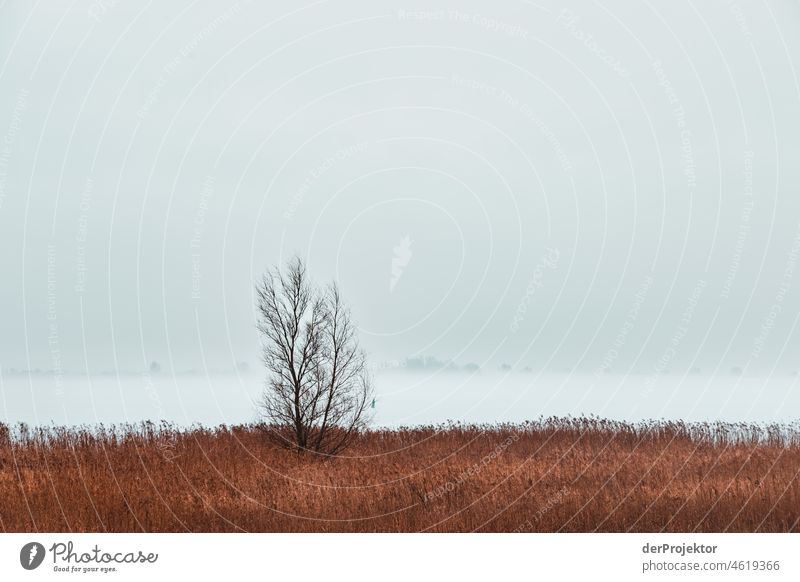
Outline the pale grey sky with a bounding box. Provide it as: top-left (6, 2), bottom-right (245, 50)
top-left (1, 0), bottom-right (799, 378)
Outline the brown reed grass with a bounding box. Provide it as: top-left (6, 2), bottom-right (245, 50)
top-left (1, 417), bottom-right (798, 532)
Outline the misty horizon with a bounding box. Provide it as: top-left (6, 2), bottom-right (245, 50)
top-left (1, 0), bottom-right (799, 427)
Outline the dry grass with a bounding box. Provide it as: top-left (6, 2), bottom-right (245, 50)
top-left (1, 417), bottom-right (799, 532)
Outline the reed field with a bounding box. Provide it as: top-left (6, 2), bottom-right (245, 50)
top-left (0, 417), bottom-right (798, 533)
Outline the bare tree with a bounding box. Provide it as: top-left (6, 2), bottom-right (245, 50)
top-left (255, 257), bottom-right (373, 455)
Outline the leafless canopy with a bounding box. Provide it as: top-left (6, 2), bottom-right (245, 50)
top-left (255, 257), bottom-right (373, 455)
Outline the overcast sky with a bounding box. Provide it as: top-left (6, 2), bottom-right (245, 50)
top-left (1, 0), bottom-right (799, 377)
